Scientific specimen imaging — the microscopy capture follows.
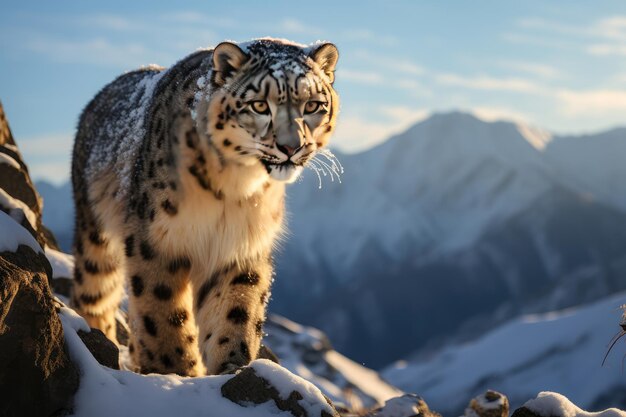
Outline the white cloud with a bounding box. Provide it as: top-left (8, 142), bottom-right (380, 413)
top-left (591, 16), bottom-right (626, 42)
top-left (338, 68), bottom-right (429, 96)
top-left (19, 132), bottom-right (73, 184)
top-left (277, 18), bottom-right (322, 36)
top-left (164, 11), bottom-right (235, 28)
top-left (394, 61), bottom-right (425, 76)
top-left (498, 60), bottom-right (561, 79)
top-left (501, 32), bottom-right (576, 49)
top-left (77, 14), bottom-right (137, 31)
top-left (339, 69), bottom-right (384, 84)
top-left (435, 73), bottom-right (542, 94)
top-left (379, 106), bottom-right (429, 125)
top-left (587, 43), bottom-right (626, 56)
top-left (332, 115), bottom-right (393, 152)
top-left (510, 15), bottom-right (626, 57)
top-left (341, 29), bottom-right (398, 46)
top-left (25, 36), bottom-right (170, 68)
top-left (555, 88), bottom-right (626, 116)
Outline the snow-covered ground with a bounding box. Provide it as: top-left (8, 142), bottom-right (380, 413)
top-left (58, 305), bottom-right (336, 417)
top-left (45, 245), bottom-right (401, 413)
top-left (383, 293), bottom-right (626, 416)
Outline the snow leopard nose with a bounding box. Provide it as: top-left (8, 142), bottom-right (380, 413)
top-left (276, 144), bottom-right (301, 157)
top-left (275, 107), bottom-right (304, 155)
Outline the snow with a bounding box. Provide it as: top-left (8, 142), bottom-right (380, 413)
top-left (0, 152), bottom-right (20, 169)
top-left (45, 246), bottom-right (74, 278)
top-left (58, 303), bottom-right (338, 417)
top-left (0, 210), bottom-right (43, 253)
top-left (263, 315), bottom-right (401, 409)
top-left (383, 293), bottom-right (626, 415)
top-left (525, 392), bottom-right (626, 417)
top-left (251, 360), bottom-right (336, 416)
top-left (371, 394), bottom-right (426, 417)
top-left (474, 393), bottom-right (506, 410)
top-left (0, 187), bottom-right (38, 230)
top-left (88, 68), bottom-right (165, 198)
top-left (545, 127), bottom-right (626, 210)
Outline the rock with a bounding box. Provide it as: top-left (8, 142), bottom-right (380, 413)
top-left (50, 276), bottom-right (73, 298)
top-left (0, 244), bottom-right (79, 417)
top-left (0, 100), bottom-right (58, 250)
top-left (263, 315), bottom-right (403, 413)
top-left (258, 344), bottom-right (280, 364)
top-left (512, 392), bottom-right (626, 417)
top-left (464, 391), bottom-right (509, 417)
top-left (221, 364), bottom-right (340, 417)
top-left (511, 407), bottom-right (542, 417)
top-left (77, 328), bottom-right (120, 369)
top-left (366, 394), bottom-right (442, 417)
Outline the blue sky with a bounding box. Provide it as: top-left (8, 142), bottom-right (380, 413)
top-left (2, 0), bottom-right (626, 183)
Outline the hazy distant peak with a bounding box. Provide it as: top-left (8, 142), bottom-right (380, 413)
top-left (515, 123), bottom-right (553, 151)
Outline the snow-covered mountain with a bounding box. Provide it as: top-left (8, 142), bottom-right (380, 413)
top-left (545, 128), bottom-right (626, 210)
top-left (37, 111), bottom-right (626, 368)
top-left (383, 292), bottom-right (626, 416)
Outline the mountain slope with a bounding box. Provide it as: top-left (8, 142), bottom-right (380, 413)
top-left (382, 292), bottom-right (626, 416)
top-left (274, 112), bottom-right (626, 367)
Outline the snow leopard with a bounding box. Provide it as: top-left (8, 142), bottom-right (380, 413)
top-left (70, 38), bottom-right (339, 376)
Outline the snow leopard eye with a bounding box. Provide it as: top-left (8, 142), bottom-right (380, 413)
top-left (250, 101), bottom-right (270, 115)
top-left (304, 101), bottom-right (326, 115)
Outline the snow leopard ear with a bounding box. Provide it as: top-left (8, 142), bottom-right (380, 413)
top-left (213, 42), bottom-right (249, 86)
top-left (309, 43), bottom-right (339, 83)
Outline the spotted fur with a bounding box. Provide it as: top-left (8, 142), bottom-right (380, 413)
top-left (70, 38), bottom-right (339, 376)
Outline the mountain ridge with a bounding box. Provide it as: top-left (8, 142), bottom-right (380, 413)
top-left (35, 111), bottom-right (626, 367)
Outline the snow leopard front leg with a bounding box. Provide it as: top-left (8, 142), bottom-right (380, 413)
top-left (193, 256), bottom-right (273, 375)
top-left (125, 239), bottom-right (205, 376)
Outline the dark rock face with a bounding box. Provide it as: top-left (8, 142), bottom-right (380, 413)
top-left (221, 366), bottom-right (339, 417)
top-left (0, 100), bottom-right (78, 416)
top-left (78, 328), bottom-right (120, 370)
top-left (0, 100), bottom-right (58, 250)
top-left (511, 407), bottom-right (546, 417)
top-left (0, 244), bottom-right (79, 417)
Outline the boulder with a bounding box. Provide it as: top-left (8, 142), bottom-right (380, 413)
top-left (77, 328), bottom-right (120, 370)
top-left (0, 100), bottom-right (59, 250)
top-left (366, 393), bottom-right (442, 417)
top-left (0, 243), bottom-right (79, 417)
top-left (464, 391), bottom-right (509, 417)
top-left (512, 392), bottom-right (626, 417)
top-left (221, 360), bottom-right (340, 417)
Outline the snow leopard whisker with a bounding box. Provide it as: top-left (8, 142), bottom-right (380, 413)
top-left (602, 330), bottom-right (626, 366)
top-left (311, 154), bottom-right (342, 184)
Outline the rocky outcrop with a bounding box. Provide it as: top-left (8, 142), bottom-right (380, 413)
top-left (263, 315), bottom-right (403, 411)
top-left (0, 100), bottom-right (58, 251)
top-left (0, 100), bottom-right (78, 417)
top-left (77, 328), bottom-right (120, 370)
top-left (222, 364), bottom-right (339, 417)
top-left (0, 243), bottom-right (79, 417)
top-left (366, 394), bottom-right (442, 417)
top-left (465, 391), bottom-right (509, 417)
top-left (512, 392), bottom-right (626, 417)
